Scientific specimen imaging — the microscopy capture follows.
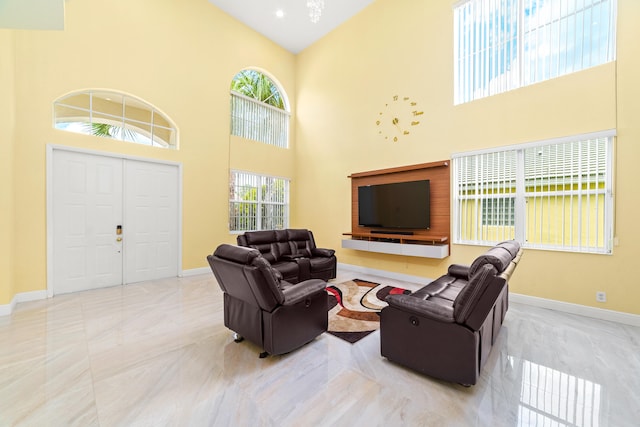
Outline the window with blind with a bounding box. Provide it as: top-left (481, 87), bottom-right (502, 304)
top-left (229, 170), bottom-right (289, 233)
top-left (453, 0), bottom-right (617, 105)
top-left (453, 131), bottom-right (614, 254)
top-left (230, 70), bottom-right (289, 148)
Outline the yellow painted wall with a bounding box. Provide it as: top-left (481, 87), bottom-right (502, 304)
top-left (0, 30), bottom-right (16, 305)
top-left (4, 0), bottom-right (640, 317)
top-left (2, 0), bottom-right (295, 305)
top-left (295, 0), bottom-right (640, 314)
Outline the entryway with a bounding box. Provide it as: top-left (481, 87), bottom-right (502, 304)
top-left (48, 146), bottom-right (181, 295)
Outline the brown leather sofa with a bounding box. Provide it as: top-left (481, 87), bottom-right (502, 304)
top-left (207, 244), bottom-right (328, 358)
top-left (380, 240), bottom-right (522, 385)
top-left (236, 229), bottom-right (337, 283)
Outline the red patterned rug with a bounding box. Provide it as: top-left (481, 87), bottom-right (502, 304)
top-left (326, 279), bottom-right (410, 344)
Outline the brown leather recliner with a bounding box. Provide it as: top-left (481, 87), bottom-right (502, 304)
top-left (207, 244), bottom-right (328, 358)
top-left (380, 240), bottom-right (523, 385)
top-left (236, 229), bottom-right (337, 283)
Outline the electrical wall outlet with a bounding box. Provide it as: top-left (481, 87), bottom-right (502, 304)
top-left (596, 291), bottom-right (607, 303)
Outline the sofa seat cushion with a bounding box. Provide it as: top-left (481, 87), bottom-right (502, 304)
top-left (385, 293), bottom-right (455, 322)
top-left (386, 274), bottom-right (468, 323)
top-left (271, 261), bottom-right (299, 282)
top-left (410, 275), bottom-right (467, 303)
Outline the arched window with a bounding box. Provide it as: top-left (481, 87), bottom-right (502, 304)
top-left (54, 90), bottom-right (178, 149)
top-left (230, 69), bottom-right (289, 148)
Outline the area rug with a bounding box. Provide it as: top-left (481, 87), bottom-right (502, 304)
top-left (326, 279), bottom-right (410, 344)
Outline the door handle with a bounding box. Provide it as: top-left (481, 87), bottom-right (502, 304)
top-left (116, 225), bottom-right (122, 235)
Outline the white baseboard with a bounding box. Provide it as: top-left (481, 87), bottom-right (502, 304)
top-left (338, 263), bottom-right (640, 327)
top-left (0, 290), bottom-right (48, 317)
top-left (509, 293), bottom-right (640, 327)
top-left (0, 299), bottom-right (16, 317)
top-left (0, 269), bottom-right (214, 317)
top-left (181, 267), bottom-right (211, 277)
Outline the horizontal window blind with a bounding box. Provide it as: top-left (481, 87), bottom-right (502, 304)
top-left (453, 132), bottom-right (613, 254)
top-left (454, 0), bottom-right (617, 104)
top-left (229, 171), bottom-right (289, 232)
top-left (230, 92), bottom-right (289, 148)
top-left (524, 137), bottom-right (610, 252)
top-left (454, 150), bottom-right (518, 243)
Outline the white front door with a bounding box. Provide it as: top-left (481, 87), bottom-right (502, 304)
top-left (51, 149), bottom-right (180, 294)
top-left (52, 151), bottom-right (124, 294)
top-left (124, 160), bottom-right (179, 284)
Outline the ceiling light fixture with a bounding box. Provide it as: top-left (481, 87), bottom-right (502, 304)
top-left (306, 0), bottom-right (325, 24)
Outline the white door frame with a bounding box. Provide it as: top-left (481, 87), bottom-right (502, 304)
top-left (46, 144), bottom-right (183, 297)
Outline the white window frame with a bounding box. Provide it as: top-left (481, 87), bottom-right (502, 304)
top-left (229, 170), bottom-right (290, 233)
top-left (454, 0), bottom-right (617, 105)
top-left (452, 130), bottom-right (614, 254)
top-left (53, 90), bottom-right (178, 149)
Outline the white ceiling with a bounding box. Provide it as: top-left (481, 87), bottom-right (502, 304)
top-left (207, 0), bottom-right (375, 54)
top-left (0, 0), bottom-right (374, 53)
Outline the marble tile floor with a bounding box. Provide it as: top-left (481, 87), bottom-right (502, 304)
top-left (1, 268), bottom-right (639, 427)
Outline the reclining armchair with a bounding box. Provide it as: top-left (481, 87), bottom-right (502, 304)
top-left (380, 240), bottom-right (522, 385)
top-left (207, 244), bottom-right (328, 358)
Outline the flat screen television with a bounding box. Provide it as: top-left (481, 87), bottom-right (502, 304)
top-left (358, 180), bottom-right (430, 230)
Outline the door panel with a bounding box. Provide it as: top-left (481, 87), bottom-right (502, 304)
top-left (52, 151), bottom-right (123, 294)
top-left (124, 160), bottom-right (179, 284)
top-left (52, 150), bottom-right (180, 293)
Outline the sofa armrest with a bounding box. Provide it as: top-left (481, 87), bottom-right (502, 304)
top-left (281, 279), bottom-right (327, 306)
top-left (447, 264), bottom-right (470, 279)
top-left (312, 248), bottom-right (335, 257)
top-left (385, 294), bottom-right (455, 323)
top-left (282, 253), bottom-right (305, 260)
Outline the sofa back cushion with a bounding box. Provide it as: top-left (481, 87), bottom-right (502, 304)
top-left (468, 240), bottom-right (520, 278)
top-left (238, 230), bottom-right (279, 263)
top-left (274, 229), bottom-right (293, 259)
top-left (250, 256), bottom-right (286, 306)
top-left (453, 263), bottom-right (497, 325)
top-left (495, 239), bottom-right (521, 257)
top-left (209, 244), bottom-right (282, 311)
top-left (453, 240), bottom-right (520, 328)
top-left (287, 229), bottom-right (315, 257)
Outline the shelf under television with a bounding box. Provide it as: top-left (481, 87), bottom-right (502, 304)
top-left (343, 232), bottom-right (448, 245)
top-left (341, 233), bottom-right (449, 259)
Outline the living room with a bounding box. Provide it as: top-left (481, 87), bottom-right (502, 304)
top-left (1, 0), bottom-right (639, 425)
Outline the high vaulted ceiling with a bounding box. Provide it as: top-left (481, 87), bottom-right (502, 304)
top-left (207, 0), bottom-right (375, 54)
top-left (1, 0), bottom-right (374, 54)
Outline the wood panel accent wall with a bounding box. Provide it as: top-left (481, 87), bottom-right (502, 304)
top-left (348, 161), bottom-right (450, 244)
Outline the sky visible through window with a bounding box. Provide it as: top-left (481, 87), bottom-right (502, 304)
top-left (455, 0), bottom-right (615, 103)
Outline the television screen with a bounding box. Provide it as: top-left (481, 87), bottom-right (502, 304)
top-left (358, 180), bottom-right (430, 229)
